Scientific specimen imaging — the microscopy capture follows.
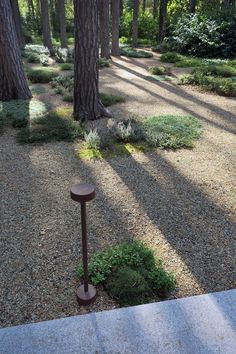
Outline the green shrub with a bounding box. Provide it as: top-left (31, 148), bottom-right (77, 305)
top-left (17, 108), bottom-right (83, 144)
top-left (120, 47), bottom-right (153, 58)
top-left (160, 52), bottom-right (182, 63)
top-left (148, 65), bottom-right (170, 75)
top-left (99, 58), bottom-right (111, 68)
top-left (51, 74), bottom-right (74, 93)
top-left (99, 93), bottom-right (125, 106)
top-left (63, 94), bottom-right (73, 102)
top-left (120, 9), bottom-right (156, 41)
top-left (84, 129), bottom-right (101, 150)
top-left (27, 68), bottom-right (59, 83)
top-left (108, 118), bottom-right (144, 143)
top-left (192, 64), bottom-right (236, 78)
top-left (144, 115), bottom-right (202, 150)
top-left (175, 58), bottom-right (203, 67)
top-left (26, 52), bottom-right (40, 63)
top-left (60, 63), bottom-right (73, 71)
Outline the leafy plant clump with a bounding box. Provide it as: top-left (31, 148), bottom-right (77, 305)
top-left (192, 64), bottom-right (236, 78)
top-left (26, 52), bottom-right (41, 63)
top-left (60, 63), bottom-right (73, 71)
top-left (27, 68), bottom-right (59, 83)
top-left (99, 58), bottom-right (111, 68)
top-left (108, 118), bottom-right (144, 143)
top-left (77, 242), bottom-right (176, 306)
top-left (17, 108), bottom-right (83, 144)
top-left (84, 129), bottom-right (101, 150)
top-left (148, 65), bottom-right (170, 75)
top-left (144, 115), bottom-right (202, 149)
top-left (120, 47), bottom-right (153, 58)
top-left (160, 52), bottom-right (183, 63)
top-left (99, 93), bottom-right (125, 107)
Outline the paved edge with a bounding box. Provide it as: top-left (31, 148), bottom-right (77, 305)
top-left (0, 289), bottom-right (236, 354)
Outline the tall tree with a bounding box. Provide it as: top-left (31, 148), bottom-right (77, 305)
top-left (10, 0), bottom-right (25, 49)
top-left (99, 0), bottom-right (110, 59)
top-left (189, 0), bottom-right (196, 13)
top-left (58, 0), bottom-right (67, 48)
top-left (142, 0), bottom-right (146, 12)
top-left (73, 0), bottom-right (111, 121)
top-left (132, 0), bottom-right (139, 47)
top-left (111, 0), bottom-right (120, 56)
top-left (157, 0), bottom-right (168, 43)
top-left (40, 0), bottom-right (54, 54)
top-left (153, 0), bottom-right (158, 18)
top-left (0, 0), bottom-right (31, 100)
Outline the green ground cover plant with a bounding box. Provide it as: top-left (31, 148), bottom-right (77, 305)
top-left (77, 242), bottom-right (176, 306)
top-left (120, 47), bottom-right (153, 58)
top-left (27, 67), bottom-right (59, 83)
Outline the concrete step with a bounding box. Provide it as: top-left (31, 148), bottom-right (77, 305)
top-left (0, 289), bottom-right (236, 354)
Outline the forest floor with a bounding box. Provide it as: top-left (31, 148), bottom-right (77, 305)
top-left (1, 53), bottom-right (236, 328)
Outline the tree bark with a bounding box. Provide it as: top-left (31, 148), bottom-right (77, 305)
top-left (157, 0), bottom-right (168, 43)
top-left (73, 0), bottom-right (111, 122)
top-left (142, 0), bottom-right (146, 12)
top-left (10, 0), bottom-right (25, 49)
top-left (0, 0), bottom-right (31, 100)
top-left (40, 0), bottom-right (54, 54)
top-left (120, 0), bottom-right (124, 16)
top-left (189, 0), bottom-right (196, 13)
top-left (111, 0), bottom-right (120, 56)
top-left (132, 0), bottom-right (139, 47)
top-left (58, 0), bottom-right (67, 48)
top-left (99, 0), bottom-right (110, 59)
top-left (153, 0), bottom-right (158, 18)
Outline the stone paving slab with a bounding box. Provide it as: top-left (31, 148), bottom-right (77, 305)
top-left (0, 289), bottom-right (236, 354)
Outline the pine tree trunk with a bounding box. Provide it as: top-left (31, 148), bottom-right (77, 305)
top-left (157, 0), bottom-right (168, 43)
top-left (58, 0), bottom-right (67, 48)
top-left (142, 0), bottom-right (146, 12)
top-left (0, 0), bottom-right (31, 101)
top-left (40, 0), bottom-right (54, 54)
top-left (99, 0), bottom-right (110, 59)
top-left (120, 0), bottom-right (124, 16)
top-left (132, 0), bottom-right (139, 47)
top-left (189, 0), bottom-right (196, 13)
top-left (10, 0), bottom-right (25, 49)
top-left (153, 0), bottom-right (158, 18)
top-left (73, 0), bottom-right (111, 122)
top-left (111, 0), bottom-right (120, 56)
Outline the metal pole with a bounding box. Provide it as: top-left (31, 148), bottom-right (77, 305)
top-left (81, 201), bottom-right (88, 293)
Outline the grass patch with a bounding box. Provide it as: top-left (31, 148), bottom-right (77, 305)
top-left (120, 47), bottom-right (153, 58)
top-left (99, 93), bottom-right (125, 107)
top-left (60, 63), bottom-right (73, 71)
top-left (17, 107), bottom-right (82, 144)
top-left (160, 52), bottom-right (183, 63)
top-left (192, 64), bottom-right (236, 78)
top-left (77, 242), bottom-right (176, 306)
top-left (148, 65), bottom-right (170, 75)
top-left (144, 115), bottom-right (202, 149)
top-left (145, 75), bottom-right (174, 82)
top-left (27, 67), bottom-right (59, 83)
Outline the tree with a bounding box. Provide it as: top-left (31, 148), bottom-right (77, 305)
top-left (73, 0), bottom-right (111, 121)
top-left (0, 0), bottom-right (31, 100)
top-left (132, 0), bottom-right (139, 47)
top-left (157, 0), bottom-right (168, 43)
top-left (40, 0), bottom-right (54, 54)
top-left (58, 0), bottom-right (67, 48)
top-left (10, 0), bottom-right (25, 49)
top-left (99, 0), bottom-right (110, 59)
top-left (153, 0), bottom-right (158, 18)
top-left (189, 0), bottom-right (196, 13)
top-left (111, 0), bottom-right (120, 56)
top-left (142, 0), bottom-right (146, 12)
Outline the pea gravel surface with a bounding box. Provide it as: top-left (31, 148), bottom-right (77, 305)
top-left (0, 54), bottom-right (236, 328)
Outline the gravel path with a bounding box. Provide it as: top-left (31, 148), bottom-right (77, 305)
top-left (1, 55), bottom-right (236, 328)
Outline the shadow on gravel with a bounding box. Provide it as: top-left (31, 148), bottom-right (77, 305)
top-left (112, 62), bottom-right (236, 135)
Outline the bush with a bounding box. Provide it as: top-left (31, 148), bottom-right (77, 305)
top-left (17, 109), bottom-right (83, 144)
top-left (26, 52), bottom-right (40, 63)
top-left (144, 115), bottom-right (202, 149)
top-left (120, 9), bottom-right (156, 41)
top-left (99, 58), bottom-right (111, 68)
top-left (39, 54), bottom-right (50, 66)
top-left (27, 68), bottom-right (59, 83)
top-left (148, 66), bottom-right (170, 75)
top-left (99, 93), bottom-right (125, 107)
top-left (63, 94), bottom-right (73, 102)
top-left (51, 74), bottom-right (74, 93)
top-left (84, 129), bottom-right (101, 150)
top-left (60, 63), bottom-right (73, 71)
top-left (160, 52), bottom-right (182, 63)
top-left (77, 242), bottom-right (175, 306)
top-left (192, 64), bottom-right (236, 78)
top-left (120, 47), bottom-right (153, 58)
top-left (24, 44), bottom-right (50, 55)
top-left (108, 118), bottom-right (144, 143)
top-left (54, 47), bottom-right (74, 63)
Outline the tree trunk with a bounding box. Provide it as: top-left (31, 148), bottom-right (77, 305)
top-left (153, 0), bottom-right (158, 18)
top-left (40, 0), bottom-right (54, 54)
top-left (0, 0), bottom-right (31, 100)
top-left (142, 0), bottom-right (146, 12)
top-left (111, 0), bottom-right (120, 56)
top-left (10, 0), bottom-right (25, 49)
top-left (73, 0), bottom-right (111, 122)
top-left (99, 0), bottom-right (110, 59)
top-left (132, 0), bottom-right (139, 47)
top-left (189, 0), bottom-right (196, 13)
top-left (157, 0), bottom-right (168, 43)
top-left (58, 0), bottom-right (67, 48)
top-left (120, 0), bottom-right (123, 16)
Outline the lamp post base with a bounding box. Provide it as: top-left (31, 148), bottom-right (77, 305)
top-left (77, 284), bottom-right (97, 305)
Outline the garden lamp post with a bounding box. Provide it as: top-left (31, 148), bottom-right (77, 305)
top-left (71, 183), bottom-right (97, 305)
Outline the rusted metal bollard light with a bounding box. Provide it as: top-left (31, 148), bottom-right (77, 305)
top-left (71, 184), bottom-right (97, 305)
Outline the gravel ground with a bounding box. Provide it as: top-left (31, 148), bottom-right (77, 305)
top-left (0, 54), bottom-right (236, 328)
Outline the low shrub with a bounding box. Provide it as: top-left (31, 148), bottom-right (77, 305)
top-left (84, 129), bottom-right (101, 150)
top-left (192, 64), bottom-right (236, 78)
top-left (60, 63), bottom-right (73, 71)
top-left (99, 58), bottom-right (111, 68)
top-left (148, 65), bottom-right (170, 75)
top-left (160, 52), bottom-right (183, 63)
top-left (99, 93), bottom-right (125, 107)
top-left (39, 54), bottom-right (50, 67)
top-left (54, 47), bottom-right (74, 63)
top-left (26, 52), bottom-right (40, 63)
top-left (77, 242), bottom-right (175, 306)
top-left (27, 68), bottom-right (59, 83)
top-left (144, 115), bottom-right (202, 149)
top-left (62, 94), bottom-right (73, 102)
top-left (108, 118), bottom-right (144, 143)
top-left (24, 44), bottom-right (50, 55)
top-left (51, 74), bottom-right (74, 93)
top-left (120, 47), bottom-right (153, 58)
top-left (17, 108), bottom-right (83, 143)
